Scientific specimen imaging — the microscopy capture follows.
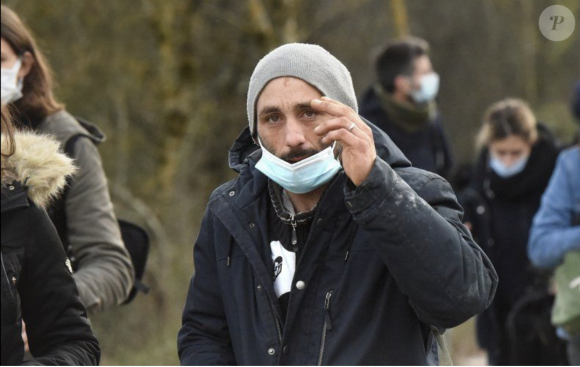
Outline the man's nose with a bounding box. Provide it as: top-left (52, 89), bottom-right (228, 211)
top-left (284, 118), bottom-right (306, 147)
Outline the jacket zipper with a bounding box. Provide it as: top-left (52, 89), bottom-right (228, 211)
top-left (274, 310), bottom-right (283, 345)
top-left (290, 214), bottom-right (298, 247)
top-left (266, 291), bottom-right (283, 345)
top-left (318, 290), bottom-right (334, 366)
top-left (1, 252), bottom-right (14, 299)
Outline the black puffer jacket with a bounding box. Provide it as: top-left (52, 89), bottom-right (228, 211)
top-left (1, 132), bottom-right (100, 366)
top-left (461, 125), bottom-right (562, 365)
top-left (359, 87), bottom-right (455, 179)
top-left (178, 120), bottom-right (497, 365)
top-left (467, 125), bottom-right (558, 303)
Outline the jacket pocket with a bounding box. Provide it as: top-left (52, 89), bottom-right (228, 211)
top-left (317, 290), bottom-right (334, 366)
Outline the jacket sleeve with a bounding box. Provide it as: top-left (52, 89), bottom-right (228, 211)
top-left (67, 138), bottom-right (135, 313)
top-left (178, 208), bottom-right (236, 365)
top-left (344, 157), bottom-right (498, 328)
top-left (20, 204), bottom-right (100, 366)
top-left (528, 151), bottom-right (580, 268)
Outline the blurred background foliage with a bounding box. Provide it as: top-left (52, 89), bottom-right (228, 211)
top-left (2, 0), bottom-right (579, 364)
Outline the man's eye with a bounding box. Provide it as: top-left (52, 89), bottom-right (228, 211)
top-left (267, 115), bottom-right (280, 123)
top-left (303, 110), bottom-right (316, 118)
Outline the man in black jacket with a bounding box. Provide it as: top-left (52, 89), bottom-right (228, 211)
top-left (178, 43), bottom-right (497, 365)
top-left (359, 37), bottom-right (454, 179)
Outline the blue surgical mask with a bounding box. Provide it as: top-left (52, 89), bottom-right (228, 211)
top-left (255, 140), bottom-right (341, 194)
top-left (489, 154), bottom-right (529, 178)
top-left (410, 72), bottom-right (439, 104)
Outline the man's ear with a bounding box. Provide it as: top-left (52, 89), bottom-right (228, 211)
top-left (393, 75), bottom-right (411, 94)
top-left (18, 51), bottom-right (34, 79)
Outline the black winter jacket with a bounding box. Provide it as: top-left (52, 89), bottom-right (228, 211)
top-left (1, 132), bottom-right (100, 366)
top-left (359, 87), bottom-right (455, 179)
top-left (178, 121), bottom-right (497, 365)
top-left (460, 125), bottom-right (561, 364)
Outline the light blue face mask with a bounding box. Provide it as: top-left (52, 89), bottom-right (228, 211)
top-left (410, 72), bottom-right (440, 104)
top-left (489, 154), bottom-right (529, 178)
top-left (255, 140), bottom-right (341, 194)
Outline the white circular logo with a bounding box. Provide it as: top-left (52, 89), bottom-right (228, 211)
top-left (539, 5), bottom-right (576, 41)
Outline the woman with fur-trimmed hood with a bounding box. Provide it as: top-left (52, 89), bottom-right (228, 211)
top-left (1, 4), bottom-right (134, 315)
top-left (1, 106), bottom-right (100, 366)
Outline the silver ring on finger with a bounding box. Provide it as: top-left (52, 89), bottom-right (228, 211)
top-left (348, 122), bottom-right (356, 132)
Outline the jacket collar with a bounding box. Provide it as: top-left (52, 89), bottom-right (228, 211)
top-left (23, 110), bottom-right (106, 146)
top-left (267, 180), bottom-right (318, 225)
top-left (1, 132), bottom-right (76, 210)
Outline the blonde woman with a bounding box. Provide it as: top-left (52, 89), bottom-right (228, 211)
top-left (466, 98), bottom-right (564, 364)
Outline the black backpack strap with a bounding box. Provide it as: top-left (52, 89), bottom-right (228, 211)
top-left (48, 133), bottom-right (92, 270)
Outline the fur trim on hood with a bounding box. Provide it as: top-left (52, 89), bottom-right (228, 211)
top-left (2, 131), bottom-right (77, 209)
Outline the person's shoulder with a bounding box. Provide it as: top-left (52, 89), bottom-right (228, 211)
top-left (558, 146), bottom-right (580, 172)
top-left (36, 110), bottom-right (85, 145)
top-left (40, 110), bottom-right (79, 130)
top-left (560, 145), bottom-right (580, 159)
top-left (208, 179), bottom-right (238, 204)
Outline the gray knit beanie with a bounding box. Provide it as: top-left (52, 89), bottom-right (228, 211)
top-left (247, 43), bottom-right (358, 138)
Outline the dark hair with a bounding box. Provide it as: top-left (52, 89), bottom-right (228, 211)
top-left (375, 36), bottom-right (430, 93)
top-left (1, 5), bottom-right (63, 120)
top-left (1, 105), bottom-right (16, 182)
top-left (476, 98), bottom-right (538, 150)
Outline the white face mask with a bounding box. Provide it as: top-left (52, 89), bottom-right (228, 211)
top-left (489, 154), bottom-right (530, 178)
top-left (1, 59), bottom-right (24, 105)
top-left (410, 72), bottom-right (439, 104)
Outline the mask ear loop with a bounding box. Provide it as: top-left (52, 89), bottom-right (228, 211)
top-left (11, 58), bottom-right (24, 89)
top-left (257, 137), bottom-right (275, 156)
top-left (16, 77), bottom-right (24, 91)
top-left (331, 141), bottom-right (339, 161)
top-left (11, 58), bottom-right (23, 74)
top-left (331, 141), bottom-right (344, 165)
